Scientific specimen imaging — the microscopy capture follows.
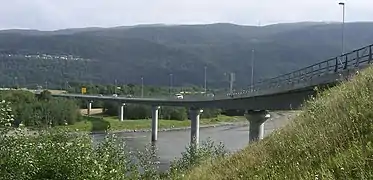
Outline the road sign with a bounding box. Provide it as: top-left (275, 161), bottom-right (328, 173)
top-left (81, 87), bottom-right (87, 94)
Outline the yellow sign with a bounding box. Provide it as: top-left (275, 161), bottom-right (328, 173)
top-left (81, 87), bottom-right (87, 94)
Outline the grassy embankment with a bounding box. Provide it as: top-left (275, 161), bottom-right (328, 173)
top-left (185, 67), bottom-right (373, 179)
top-left (59, 115), bottom-right (243, 132)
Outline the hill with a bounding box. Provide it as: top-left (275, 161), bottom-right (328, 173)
top-left (0, 22), bottom-right (373, 88)
top-left (184, 66), bottom-right (373, 179)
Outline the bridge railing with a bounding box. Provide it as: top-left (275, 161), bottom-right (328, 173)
top-left (229, 44), bottom-right (373, 97)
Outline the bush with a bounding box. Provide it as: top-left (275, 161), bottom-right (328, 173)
top-left (166, 138), bottom-right (229, 179)
top-left (0, 130), bottom-right (142, 179)
top-left (161, 106), bottom-right (188, 120)
top-left (125, 104), bottom-right (152, 120)
top-left (0, 90), bottom-right (81, 128)
top-left (103, 101), bottom-right (119, 116)
top-left (200, 108), bottom-right (222, 119)
top-left (0, 127), bottom-right (228, 179)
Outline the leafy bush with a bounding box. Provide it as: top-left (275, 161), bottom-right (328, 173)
top-left (200, 108), bottom-right (222, 119)
top-left (0, 90), bottom-right (81, 128)
top-left (160, 106), bottom-right (188, 120)
top-left (0, 126), bottom-right (229, 180)
top-left (125, 104), bottom-right (152, 120)
top-left (166, 138), bottom-right (229, 179)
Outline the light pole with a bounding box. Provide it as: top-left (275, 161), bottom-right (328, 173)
top-left (251, 49), bottom-right (255, 92)
top-left (114, 79), bottom-right (118, 94)
top-left (339, 2), bottom-right (346, 56)
top-left (204, 66), bottom-right (207, 94)
top-left (169, 73), bottom-right (173, 96)
top-left (141, 76), bottom-right (144, 98)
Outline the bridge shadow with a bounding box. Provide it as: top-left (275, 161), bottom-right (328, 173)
top-left (85, 116), bottom-right (110, 132)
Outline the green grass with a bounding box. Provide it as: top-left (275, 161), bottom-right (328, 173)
top-left (184, 67), bottom-right (373, 180)
top-left (58, 115), bottom-right (243, 132)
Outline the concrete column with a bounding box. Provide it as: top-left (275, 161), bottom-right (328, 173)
top-left (190, 108), bottom-right (203, 146)
top-left (245, 110), bottom-right (271, 142)
top-left (87, 101), bottom-right (92, 116)
top-left (118, 103), bottom-right (125, 121)
top-left (151, 106), bottom-right (160, 142)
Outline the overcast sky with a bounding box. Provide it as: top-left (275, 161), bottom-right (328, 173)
top-left (1, 0), bottom-right (372, 30)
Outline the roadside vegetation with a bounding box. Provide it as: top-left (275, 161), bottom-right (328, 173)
top-left (0, 99), bottom-right (229, 179)
top-left (0, 90), bottom-right (81, 128)
top-left (184, 67), bottom-right (373, 179)
top-left (58, 115), bottom-right (243, 132)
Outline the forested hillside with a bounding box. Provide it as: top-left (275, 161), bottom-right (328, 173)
top-left (1, 22), bottom-right (373, 88)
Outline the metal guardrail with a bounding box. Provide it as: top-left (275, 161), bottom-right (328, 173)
top-left (229, 44), bottom-right (373, 96)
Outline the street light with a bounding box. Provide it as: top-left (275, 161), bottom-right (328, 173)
top-left (114, 79), bottom-right (118, 94)
top-left (141, 76), bottom-right (144, 98)
top-left (204, 66), bottom-right (207, 94)
top-left (250, 49), bottom-right (255, 92)
top-left (339, 2), bottom-right (346, 55)
top-left (169, 73), bottom-right (173, 96)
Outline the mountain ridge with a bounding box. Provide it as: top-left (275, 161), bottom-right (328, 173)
top-left (0, 22), bottom-right (372, 89)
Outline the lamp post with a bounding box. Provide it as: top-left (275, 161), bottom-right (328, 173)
top-left (339, 2), bottom-right (346, 55)
top-left (204, 66), bottom-right (207, 94)
top-left (114, 79), bottom-right (117, 94)
top-left (169, 73), bottom-right (173, 96)
top-left (141, 76), bottom-right (144, 98)
top-left (251, 49), bottom-right (255, 92)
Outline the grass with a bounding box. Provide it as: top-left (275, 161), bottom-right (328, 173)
top-left (58, 115), bottom-right (243, 132)
top-left (184, 67), bottom-right (373, 179)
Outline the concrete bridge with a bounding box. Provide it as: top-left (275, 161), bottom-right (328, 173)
top-left (48, 44), bottom-right (373, 145)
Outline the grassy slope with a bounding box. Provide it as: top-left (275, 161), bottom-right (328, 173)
top-left (59, 115), bottom-right (243, 132)
top-left (185, 67), bottom-right (373, 179)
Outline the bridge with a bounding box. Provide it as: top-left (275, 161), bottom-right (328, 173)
top-left (47, 44), bottom-right (372, 145)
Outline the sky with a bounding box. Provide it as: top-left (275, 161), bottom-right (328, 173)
top-left (1, 0), bottom-right (373, 30)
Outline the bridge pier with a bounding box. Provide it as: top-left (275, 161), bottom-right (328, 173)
top-left (151, 106), bottom-right (160, 142)
top-left (118, 103), bottom-right (126, 121)
top-left (87, 100), bottom-right (93, 116)
top-left (245, 110), bottom-right (271, 142)
top-left (190, 108), bottom-right (203, 146)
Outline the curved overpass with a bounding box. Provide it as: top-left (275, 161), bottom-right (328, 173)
top-left (52, 65), bottom-right (363, 110)
top-left (51, 44), bottom-right (372, 110)
top-left (46, 44), bottom-right (372, 144)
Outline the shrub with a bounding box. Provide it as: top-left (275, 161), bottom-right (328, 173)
top-left (200, 108), bottom-right (222, 119)
top-left (161, 106), bottom-right (188, 120)
top-left (0, 129), bottom-right (144, 179)
top-left (166, 138), bottom-right (229, 179)
top-left (0, 90), bottom-right (81, 128)
top-left (0, 127), bottom-right (228, 179)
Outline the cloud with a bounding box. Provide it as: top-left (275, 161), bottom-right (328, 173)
top-left (0, 0), bottom-right (372, 30)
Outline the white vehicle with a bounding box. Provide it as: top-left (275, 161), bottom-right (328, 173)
top-left (112, 94), bottom-right (118, 97)
top-left (174, 94), bottom-right (184, 99)
top-left (206, 93), bottom-right (215, 98)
